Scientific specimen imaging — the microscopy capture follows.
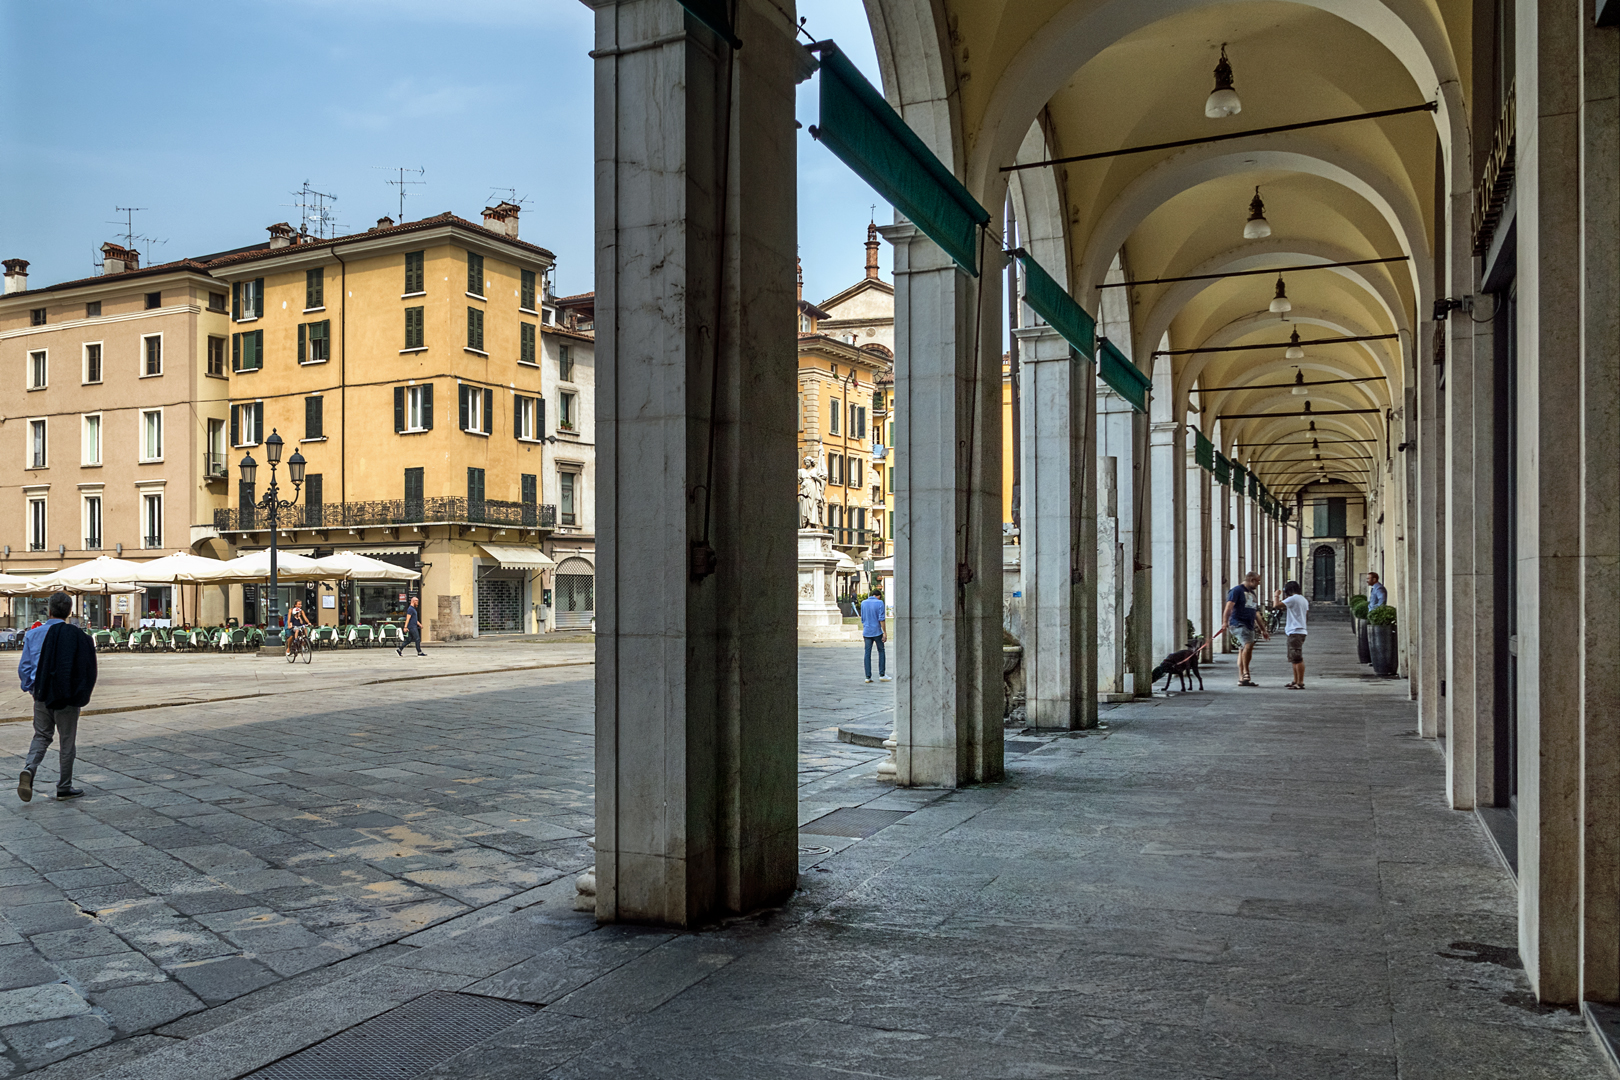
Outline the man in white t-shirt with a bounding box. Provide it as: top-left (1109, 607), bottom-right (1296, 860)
top-left (1282, 579), bottom-right (1309, 689)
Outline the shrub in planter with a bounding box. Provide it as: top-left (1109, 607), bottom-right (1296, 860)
top-left (1349, 597), bottom-right (1371, 662)
top-left (1367, 604), bottom-right (1399, 675)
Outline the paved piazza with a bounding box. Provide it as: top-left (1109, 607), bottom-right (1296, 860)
top-left (0, 630), bottom-right (1604, 1078)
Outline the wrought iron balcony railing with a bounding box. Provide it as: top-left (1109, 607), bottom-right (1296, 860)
top-left (214, 497), bottom-right (557, 533)
top-left (204, 452), bottom-right (228, 479)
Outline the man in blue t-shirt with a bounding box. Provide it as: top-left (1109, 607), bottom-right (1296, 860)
top-left (1367, 572), bottom-right (1388, 610)
top-left (859, 589), bottom-right (889, 684)
top-left (1220, 571), bottom-right (1270, 686)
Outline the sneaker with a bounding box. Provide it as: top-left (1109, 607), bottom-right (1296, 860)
top-left (17, 770), bottom-right (33, 803)
top-left (864, 678), bottom-right (873, 684)
top-left (396, 647), bottom-right (403, 657)
top-left (55, 787), bottom-right (84, 800)
top-left (879, 675), bottom-right (892, 682)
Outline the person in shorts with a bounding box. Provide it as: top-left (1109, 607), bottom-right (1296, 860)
top-left (1282, 580), bottom-right (1309, 689)
top-left (1221, 571), bottom-right (1269, 686)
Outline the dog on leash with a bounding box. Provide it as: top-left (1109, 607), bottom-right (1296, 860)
top-left (1151, 636), bottom-right (1206, 692)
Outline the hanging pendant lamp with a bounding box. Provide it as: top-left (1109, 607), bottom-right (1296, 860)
top-left (1308, 420), bottom-right (1317, 432)
top-left (1284, 327), bottom-right (1304, 359)
top-left (1311, 438), bottom-right (1319, 450)
top-left (1205, 44), bottom-right (1242, 118)
top-left (1292, 369), bottom-right (1309, 396)
top-left (1269, 275), bottom-right (1292, 314)
top-left (1244, 187), bottom-right (1271, 239)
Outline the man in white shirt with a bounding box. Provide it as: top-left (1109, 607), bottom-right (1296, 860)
top-left (1282, 579), bottom-right (1309, 689)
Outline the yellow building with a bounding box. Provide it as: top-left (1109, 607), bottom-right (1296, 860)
top-left (205, 206), bottom-right (568, 638)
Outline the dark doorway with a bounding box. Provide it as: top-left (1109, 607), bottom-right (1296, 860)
top-left (1313, 545), bottom-right (1336, 601)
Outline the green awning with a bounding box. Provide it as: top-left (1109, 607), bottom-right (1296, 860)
top-left (1214, 452), bottom-right (1231, 486)
top-left (1098, 338), bottom-right (1151, 413)
top-left (1232, 465), bottom-right (1246, 496)
top-left (677, 0), bottom-right (741, 47)
top-left (1016, 250), bottom-right (1094, 359)
top-left (1195, 430), bottom-right (1215, 472)
top-left (813, 45), bottom-right (990, 276)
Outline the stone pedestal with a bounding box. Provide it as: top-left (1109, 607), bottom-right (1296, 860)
top-left (798, 530), bottom-right (852, 642)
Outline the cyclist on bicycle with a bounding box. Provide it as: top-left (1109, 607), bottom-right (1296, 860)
top-left (287, 601), bottom-right (313, 646)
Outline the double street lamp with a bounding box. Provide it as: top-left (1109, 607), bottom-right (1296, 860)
top-left (239, 430), bottom-right (306, 647)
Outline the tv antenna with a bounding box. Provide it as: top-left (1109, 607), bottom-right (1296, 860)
top-left (376, 166), bottom-right (426, 222)
top-left (286, 180), bottom-right (340, 238)
top-left (486, 187), bottom-right (530, 209)
top-left (109, 207), bottom-right (147, 249)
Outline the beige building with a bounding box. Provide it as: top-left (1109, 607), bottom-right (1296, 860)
top-left (0, 249), bottom-right (233, 624)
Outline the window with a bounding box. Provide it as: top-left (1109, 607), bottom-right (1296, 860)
top-left (467, 466), bottom-right (486, 508)
top-left (466, 252), bottom-right (484, 297)
top-left (394, 384), bottom-right (434, 433)
top-left (852, 405), bottom-right (867, 440)
top-left (233, 278), bottom-right (264, 320)
top-left (559, 468), bottom-right (577, 526)
top-left (238, 478), bottom-right (257, 529)
top-left (304, 396), bottom-right (324, 440)
top-left (829, 454), bottom-right (843, 486)
top-left (28, 349), bottom-right (46, 389)
top-left (459, 384), bottom-right (492, 434)
top-left (29, 307), bottom-right (45, 326)
top-left (404, 467), bottom-right (424, 512)
top-left (558, 344), bottom-right (573, 382)
top-left (29, 420), bottom-right (46, 469)
top-left (558, 391), bottom-right (577, 432)
top-left (467, 307), bottom-right (485, 352)
top-left (849, 457), bottom-right (863, 488)
top-left (141, 409), bottom-right (163, 461)
top-left (404, 251), bottom-right (425, 295)
top-left (208, 291), bottom-right (226, 313)
top-left (232, 402), bottom-right (264, 447)
top-left (521, 269), bottom-right (536, 311)
top-left (887, 420), bottom-right (894, 445)
top-left (82, 414), bottom-right (101, 466)
top-left (404, 306), bottom-right (425, 350)
top-left (142, 493), bottom-right (162, 548)
top-left (85, 301), bottom-right (101, 318)
top-left (830, 399), bottom-right (841, 435)
top-left (515, 394), bottom-right (541, 440)
top-left (299, 320), bottom-right (330, 363)
top-left (302, 474), bottom-right (323, 525)
top-left (520, 322), bottom-right (536, 365)
top-left (27, 497), bottom-right (46, 551)
top-left (142, 334), bottom-right (162, 376)
top-left (887, 463), bottom-right (894, 494)
top-left (874, 464), bottom-right (884, 494)
top-left (305, 268), bottom-right (324, 309)
top-left (83, 496), bottom-right (102, 549)
top-left (207, 419), bottom-right (227, 477)
top-left (232, 329), bottom-right (264, 372)
top-left (145, 291), bottom-right (161, 310)
top-left (206, 336), bottom-right (226, 377)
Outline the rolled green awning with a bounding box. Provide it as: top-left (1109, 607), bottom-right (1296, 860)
top-left (813, 44), bottom-right (990, 276)
top-left (1232, 465), bottom-right (1246, 496)
top-left (1016, 251), bottom-right (1095, 359)
top-left (1099, 338), bottom-right (1152, 413)
top-left (1214, 452), bottom-right (1231, 486)
top-left (1195, 430), bottom-right (1215, 472)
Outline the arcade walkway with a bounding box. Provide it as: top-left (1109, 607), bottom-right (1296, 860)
top-left (14, 621), bottom-right (1598, 1078)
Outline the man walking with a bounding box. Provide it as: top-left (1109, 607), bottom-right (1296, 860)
top-left (397, 595), bottom-right (425, 657)
top-left (860, 588), bottom-right (889, 684)
top-left (1367, 572), bottom-right (1388, 610)
top-left (17, 592), bottom-right (97, 802)
top-left (1282, 580), bottom-right (1309, 689)
top-left (1221, 571), bottom-right (1269, 687)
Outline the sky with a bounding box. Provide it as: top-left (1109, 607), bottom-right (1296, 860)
top-left (0, 0), bottom-right (889, 306)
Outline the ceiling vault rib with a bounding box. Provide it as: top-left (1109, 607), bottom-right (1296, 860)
top-left (1218, 408), bottom-right (1383, 418)
top-left (1156, 333), bottom-right (1398, 356)
top-left (1192, 375), bottom-right (1388, 392)
top-left (1096, 256), bottom-right (1410, 290)
top-left (1000, 102), bottom-right (1439, 173)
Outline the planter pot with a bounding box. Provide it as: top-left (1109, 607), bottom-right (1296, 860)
top-left (1356, 619), bottom-right (1371, 664)
top-left (1368, 624), bottom-right (1398, 676)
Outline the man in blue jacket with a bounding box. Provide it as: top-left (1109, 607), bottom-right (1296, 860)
top-left (17, 592), bottom-right (97, 802)
top-left (860, 588), bottom-right (889, 684)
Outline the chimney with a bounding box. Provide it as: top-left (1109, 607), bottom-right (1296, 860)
top-left (865, 221), bottom-right (881, 280)
top-left (481, 201), bottom-right (521, 239)
top-left (267, 222), bottom-right (297, 249)
top-left (100, 243), bottom-right (139, 275)
top-left (373, 216), bottom-right (395, 231)
top-left (2, 259), bottom-right (27, 295)
top-left (796, 258), bottom-right (803, 302)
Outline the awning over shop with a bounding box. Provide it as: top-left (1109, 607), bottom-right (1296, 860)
top-left (1098, 338), bottom-right (1152, 414)
top-left (478, 544), bottom-right (557, 571)
top-left (1015, 250), bottom-right (1095, 359)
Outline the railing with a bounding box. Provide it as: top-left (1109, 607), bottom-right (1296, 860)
top-left (85, 537), bottom-right (101, 550)
top-left (215, 497), bottom-right (557, 532)
top-left (204, 452), bottom-right (228, 479)
top-left (831, 527), bottom-right (872, 549)
top-left (144, 535), bottom-right (162, 548)
top-left (28, 542), bottom-right (45, 552)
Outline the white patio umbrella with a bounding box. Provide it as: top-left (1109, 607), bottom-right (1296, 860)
top-left (134, 552), bottom-right (237, 583)
top-left (216, 550), bottom-right (326, 581)
top-left (310, 552), bottom-right (422, 582)
top-left (39, 555), bottom-right (150, 590)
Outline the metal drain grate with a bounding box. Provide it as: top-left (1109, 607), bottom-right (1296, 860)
top-left (800, 807), bottom-right (910, 838)
top-left (246, 991), bottom-right (536, 1080)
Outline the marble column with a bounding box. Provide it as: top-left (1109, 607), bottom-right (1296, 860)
top-left (884, 221), bottom-right (1004, 786)
top-left (1129, 410), bottom-right (1155, 695)
top-left (592, 0), bottom-right (798, 927)
top-left (1096, 455), bottom-right (1126, 698)
top-left (1192, 449), bottom-right (1213, 660)
top-left (1018, 324), bottom-right (1097, 729)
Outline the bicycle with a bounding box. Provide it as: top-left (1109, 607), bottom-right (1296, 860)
top-left (285, 629), bottom-right (313, 664)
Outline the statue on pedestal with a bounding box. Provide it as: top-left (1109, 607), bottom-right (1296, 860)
top-left (798, 454), bottom-right (828, 529)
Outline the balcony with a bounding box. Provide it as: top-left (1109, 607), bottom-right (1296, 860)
top-left (85, 537), bottom-right (101, 550)
top-left (204, 452), bottom-right (228, 480)
top-left (214, 497), bottom-right (557, 534)
top-left (144, 535), bottom-right (162, 549)
top-left (830, 527), bottom-right (873, 550)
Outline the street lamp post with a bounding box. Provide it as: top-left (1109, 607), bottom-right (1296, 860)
top-left (239, 430), bottom-right (306, 648)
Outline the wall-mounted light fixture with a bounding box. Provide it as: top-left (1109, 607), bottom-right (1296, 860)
top-left (1205, 44), bottom-right (1242, 118)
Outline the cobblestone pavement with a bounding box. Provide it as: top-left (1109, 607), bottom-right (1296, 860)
top-left (1, 631), bottom-right (1605, 1078)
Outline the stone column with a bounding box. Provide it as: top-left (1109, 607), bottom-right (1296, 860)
top-left (884, 221), bottom-right (1004, 786)
top-left (1129, 410), bottom-right (1155, 695)
top-left (1096, 454), bottom-right (1126, 698)
top-left (1017, 325), bottom-right (1097, 729)
top-left (1198, 461), bottom-right (1214, 660)
top-left (592, 0), bottom-right (799, 927)
top-left (1217, 472), bottom-right (1233, 653)
top-left (1148, 414), bottom-right (1186, 663)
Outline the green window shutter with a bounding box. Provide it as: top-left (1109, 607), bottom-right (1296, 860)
top-left (231, 282), bottom-right (241, 320)
top-left (253, 402), bottom-right (264, 440)
top-left (1214, 452), bottom-right (1231, 486)
top-left (422, 384), bottom-right (433, 430)
top-left (467, 308), bottom-right (476, 349)
top-left (521, 322), bottom-right (535, 363)
top-left (298, 323), bottom-right (306, 363)
top-left (521, 269), bottom-right (535, 310)
top-left (813, 44), bottom-right (990, 276)
top-left (306, 396), bottom-right (322, 440)
top-left (515, 395), bottom-right (523, 440)
top-left (484, 388), bottom-right (493, 432)
top-left (1098, 338), bottom-right (1152, 413)
top-left (522, 473), bottom-right (536, 504)
top-left (467, 253), bottom-right (483, 296)
top-left (1015, 251), bottom-right (1095, 358)
top-left (232, 333), bottom-right (240, 371)
top-left (231, 406), bottom-right (239, 447)
top-left (394, 387), bottom-right (406, 433)
top-left (538, 396), bottom-right (545, 438)
top-left (253, 279), bottom-right (263, 318)
top-left (405, 467), bottom-right (423, 503)
top-left (459, 385), bottom-right (470, 431)
top-left (476, 309), bottom-right (485, 351)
